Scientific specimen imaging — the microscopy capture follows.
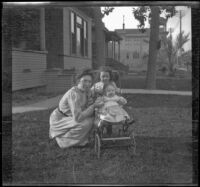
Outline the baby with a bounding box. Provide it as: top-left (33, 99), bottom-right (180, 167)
top-left (95, 82), bottom-right (131, 124)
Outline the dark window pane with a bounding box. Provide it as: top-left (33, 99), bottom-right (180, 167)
top-left (81, 27), bottom-right (84, 56)
top-left (83, 21), bottom-right (88, 56)
top-left (72, 33), bottom-right (76, 54)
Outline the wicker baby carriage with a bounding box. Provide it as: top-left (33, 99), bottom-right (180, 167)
top-left (92, 69), bottom-right (136, 159)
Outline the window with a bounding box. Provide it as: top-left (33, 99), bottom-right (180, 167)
top-left (71, 12), bottom-right (76, 54)
top-left (70, 11), bottom-right (88, 57)
top-left (76, 27), bottom-right (81, 55)
top-left (84, 21), bottom-right (88, 56)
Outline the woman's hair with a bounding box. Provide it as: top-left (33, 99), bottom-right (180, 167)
top-left (98, 66), bottom-right (113, 81)
top-left (76, 69), bottom-right (94, 82)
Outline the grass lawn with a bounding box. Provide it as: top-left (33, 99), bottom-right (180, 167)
top-left (120, 77), bottom-right (191, 91)
top-left (12, 94), bottom-right (193, 185)
top-left (12, 86), bottom-right (63, 107)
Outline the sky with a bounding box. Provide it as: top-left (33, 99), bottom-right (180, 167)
top-left (101, 6), bottom-right (191, 51)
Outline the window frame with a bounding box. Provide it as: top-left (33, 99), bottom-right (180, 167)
top-left (70, 11), bottom-right (88, 58)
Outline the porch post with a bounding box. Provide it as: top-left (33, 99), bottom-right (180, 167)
top-left (114, 41), bottom-right (115, 59)
top-left (40, 8), bottom-right (46, 50)
top-left (106, 41), bottom-right (108, 58)
top-left (112, 41), bottom-right (114, 59)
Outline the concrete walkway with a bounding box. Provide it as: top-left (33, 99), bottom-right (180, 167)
top-left (12, 89), bottom-right (192, 114)
top-left (12, 95), bottom-right (63, 114)
top-left (121, 89), bottom-right (192, 96)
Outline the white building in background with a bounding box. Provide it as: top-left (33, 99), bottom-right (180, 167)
top-left (115, 28), bottom-right (168, 72)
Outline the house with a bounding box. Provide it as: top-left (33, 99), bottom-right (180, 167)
top-left (11, 7), bottom-right (125, 93)
top-left (115, 27), bottom-right (168, 72)
top-left (12, 7), bottom-right (93, 92)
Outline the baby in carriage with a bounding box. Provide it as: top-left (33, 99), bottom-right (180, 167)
top-left (95, 82), bottom-right (130, 123)
top-left (94, 82), bottom-right (134, 136)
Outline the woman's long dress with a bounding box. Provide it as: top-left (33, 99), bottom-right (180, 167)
top-left (49, 86), bottom-right (94, 148)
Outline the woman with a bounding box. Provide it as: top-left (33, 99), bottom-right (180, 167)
top-left (49, 69), bottom-right (103, 148)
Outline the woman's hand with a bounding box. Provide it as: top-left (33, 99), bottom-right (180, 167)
top-left (94, 99), bottom-right (104, 108)
top-left (87, 97), bottom-right (94, 106)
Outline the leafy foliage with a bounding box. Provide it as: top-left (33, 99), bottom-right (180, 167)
top-left (132, 6), bottom-right (177, 31)
top-left (3, 8), bottom-right (40, 50)
top-left (102, 7), bottom-right (114, 16)
top-left (132, 6), bottom-right (150, 32)
top-left (175, 31), bottom-right (190, 53)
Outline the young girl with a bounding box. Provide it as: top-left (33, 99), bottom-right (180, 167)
top-left (91, 66), bottom-right (121, 100)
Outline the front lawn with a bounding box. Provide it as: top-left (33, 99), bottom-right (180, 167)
top-left (11, 94), bottom-right (193, 185)
top-left (12, 86), bottom-right (63, 107)
top-left (120, 77), bottom-right (191, 91)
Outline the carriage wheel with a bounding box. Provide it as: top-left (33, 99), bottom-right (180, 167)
top-left (94, 133), bottom-right (101, 159)
top-left (128, 131), bottom-right (137, 156)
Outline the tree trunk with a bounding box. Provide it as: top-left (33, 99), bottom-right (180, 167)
top-left (93, 7), bottom-right (106, 68)
top-left (146, 6), bottom-right (160, 89)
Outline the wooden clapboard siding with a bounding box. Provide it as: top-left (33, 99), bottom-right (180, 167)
top-left (12, 49), bottom-right (47, 91)
top-left (63, 56), bottom-right (91, 70)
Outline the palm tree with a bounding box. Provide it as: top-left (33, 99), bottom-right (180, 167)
top-left (174, 31), bottom-right (190, 66)
top-left (162, 31), bottom-right (190, 76)
top-left (165, 34), bottom-right (177, 76)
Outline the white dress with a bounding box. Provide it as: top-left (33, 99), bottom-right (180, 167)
top-left (97, 95), bottom-right (130, 123)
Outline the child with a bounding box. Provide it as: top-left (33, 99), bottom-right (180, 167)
top-left (95, 82), bottom-right (134, 135)
top-left (96, 82), bottom-right (130, 122)
top-left (91, 66), bottom-right (121, 100)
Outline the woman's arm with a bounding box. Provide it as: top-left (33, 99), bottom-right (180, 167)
top-left (87, 90), bottom-right (94, 106)
top-left (68, 91), bottom-right (95, 122)
top-left (69, 91), bottom-right (104, 123)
